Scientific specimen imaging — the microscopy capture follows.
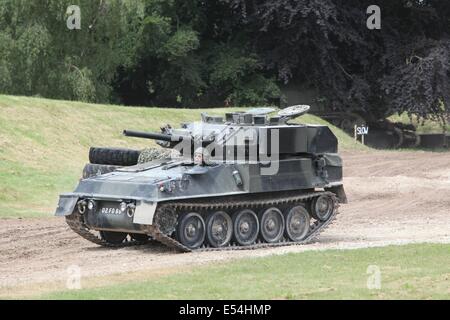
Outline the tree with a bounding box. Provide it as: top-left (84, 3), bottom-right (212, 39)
top-left (1, 0), bottom-right (449, 126)
top-left (115, 0), bottom-right (279, 107)
top-left (226, 0), bottom-right (450, 124)
top-left (0, 0), bottom-right (143, 102)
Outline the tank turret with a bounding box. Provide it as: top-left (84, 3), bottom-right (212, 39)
top-left (122, 105), bottom-right (338, 159)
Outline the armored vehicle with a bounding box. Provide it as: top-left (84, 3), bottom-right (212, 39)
top-left (55, 105), bottom-right (347, 252)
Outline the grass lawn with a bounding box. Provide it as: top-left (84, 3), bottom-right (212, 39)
top-left (39, 243), bottom-right (450, 300)
top-left (0, 95), bottom-right (365, 218)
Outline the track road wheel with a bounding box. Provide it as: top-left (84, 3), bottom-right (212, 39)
top-left (206, 211), bottom-right (233, 248)
top-left (259, 207), bottom-right (285, 243)
top-left (284, 206), bottom-right (310, 242)
top-left (233, 209), bottom-right (259, 246)
top-left (310, 195), bottom-right (335, 221)
top-left (175, 213), bottom-right (206, 250)
top-left (99, 231), bottom-right (128, 245)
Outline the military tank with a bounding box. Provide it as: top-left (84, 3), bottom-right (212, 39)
top-left (55, 105), bottom-right (347, 252)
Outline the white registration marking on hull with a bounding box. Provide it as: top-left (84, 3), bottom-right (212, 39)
top-left (101, 207), bottom-right (122, 215)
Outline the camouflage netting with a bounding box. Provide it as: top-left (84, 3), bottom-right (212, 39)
top-left (82, 164), bottom-right (121, 179)
top-left (137, 148), bottom-right (173, 164)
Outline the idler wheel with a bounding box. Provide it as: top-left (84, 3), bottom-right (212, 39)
top-left (259, 207), bottom-right (285, 243)
top-left (310, 195), bottom-right (335, 221)
top-left (206, 211), bottom-right (233, 248)
top-left (99, 231), bottom-right (128, 245)
top-left (232, 209), bottom-right (259, 246)
top-left (176, 213), bottom-right (206, 250)
top-left (284, 206), bottom-right (310, 242)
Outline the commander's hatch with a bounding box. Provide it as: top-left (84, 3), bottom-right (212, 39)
top-left (246, 107), bottom-right (276, 116)
top-left (277, 105), bottom-right (310, 124)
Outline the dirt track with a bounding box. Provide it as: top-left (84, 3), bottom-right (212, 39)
top-left (1, 150), bottom-right (449, 296)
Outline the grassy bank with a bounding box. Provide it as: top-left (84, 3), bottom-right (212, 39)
top-left (37, 243), bottom-right (450, 300)
top-left (0, 95), bottom-right (364, 218)
top-left (389, 113), bottom-right (449, 134)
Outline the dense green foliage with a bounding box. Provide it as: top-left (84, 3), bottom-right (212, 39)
top-left (0, 0), bottom-right (279, 107)
top-left (0, 0), bottom-right (448, 124)
top-left (115, 0), bottom-right (280, 107)
top-left (0, 0), bottom-right (142, 102)
top-left (226, 0), bottom-right (450, 124)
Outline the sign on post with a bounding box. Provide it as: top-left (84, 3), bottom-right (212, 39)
top-left (354, 125), bottom-right (369, 145)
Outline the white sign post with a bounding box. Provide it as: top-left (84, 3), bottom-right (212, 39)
top-left (354, 125), bottom-right (369, 145)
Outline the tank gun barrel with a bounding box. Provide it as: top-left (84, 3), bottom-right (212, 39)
top-left (123, 130), bottom-right (183, 142)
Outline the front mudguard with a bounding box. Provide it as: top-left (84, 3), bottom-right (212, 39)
top-left (55, 195), bottom-right (79, 216)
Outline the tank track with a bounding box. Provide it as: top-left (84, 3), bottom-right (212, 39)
top-left (65, 191), bottom-right (339, 252)
top-left (147, 191), bottom-right (339, 252)
top-left (65, 213), bottom-right (151, 248)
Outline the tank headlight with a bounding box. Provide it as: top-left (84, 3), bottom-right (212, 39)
top-left (126, 203), bottom-right (136, 218)
top-left (87, 200), bottom-right (96, 211)
top-left (77, 200), bottom-right (87, 214)
top-left (120, 202), bottom-right (127, 213)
